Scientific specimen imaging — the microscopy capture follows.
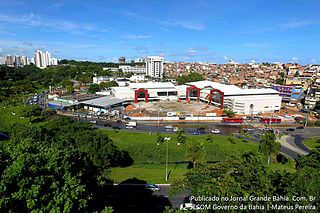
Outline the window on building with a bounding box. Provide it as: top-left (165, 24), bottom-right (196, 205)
top-left (168, 91), bottom-right (177, 96)
top-left (157, 92), bottom-right (167, 96)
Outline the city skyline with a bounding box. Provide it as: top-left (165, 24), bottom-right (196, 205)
top-left (0, 0), bottom-right (319, 64)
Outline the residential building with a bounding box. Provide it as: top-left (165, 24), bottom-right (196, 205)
top-left (273, 85), bottom-right (303, 102)
top-left (119, 57), bottom-right (126, 64)
top-left (34, 50), bottom-right (57, 69)
top-left (304, 85), bottom-right (320, 109)
top-left (5, 55), bottom-right (14, 67)
top-left (119, 65), bottom-right (146, 75)
top-left (146, 56), bottom-right (164, 79)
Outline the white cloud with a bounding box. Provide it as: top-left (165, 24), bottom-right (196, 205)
top-left (0, 13), bottom-right (106, 35)
top-left (239, 20), bottom-right (312, 34)
top-left (279, 20), bottom-right (311, 29)
top-left (291, 57), bottom-right (299, 63)
top-left (125, 34), bottom-right (151, 39)
top-left (162, 20), bottom-right (205, 31)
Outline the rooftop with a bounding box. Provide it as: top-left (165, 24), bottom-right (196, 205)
top-left (129, 82), bottom-right (176, 89)
top-left (186, 80), bottom-right (279, 96)
top-left (80, 96), bottom-right (125, 109)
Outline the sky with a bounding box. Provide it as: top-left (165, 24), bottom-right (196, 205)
top-left (0, 0), bottom-right (319, 64)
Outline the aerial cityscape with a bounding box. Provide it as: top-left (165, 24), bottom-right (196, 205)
top-left (0, 0), bottom-right (319, 212)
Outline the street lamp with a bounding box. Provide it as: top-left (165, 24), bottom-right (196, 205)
top-left (164, 137), bottom-right (171, 182)
top-left (158, 107), bottom-right (162, 126)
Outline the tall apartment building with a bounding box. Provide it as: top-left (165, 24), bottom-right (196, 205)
top-left (5, 55), bottom-right (15, 67)
top-left (146, 56), bottom-right (163, 79)
top-left (5, 55), bottom-right (30, 67)
top-left (34, 50), bottom-right (57, 69)
top-left (119, 57), bottom-right (126, 64)
top-left (15, 56), bottom-right (22, 67)
top-left (21, 56), bottom-right (30, 66)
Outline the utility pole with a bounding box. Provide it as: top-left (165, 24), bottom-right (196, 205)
top-left (164, 137), bottom-right (171, 182)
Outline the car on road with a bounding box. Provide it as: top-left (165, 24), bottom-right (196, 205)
top-left (197, 127), bottom-right (206, 134)
top-left (145, 184), bottom-right (160, 192)
top-left (296, 126), bottom-right (304, 130)
top-left (90, 120), bottom-right (97, 124)
top-left (165, 125), bottom-right (173, 129)
top-left (211, 129), bottom-right (220, 134)
top-left (286, 128), bottom-right (295, 132)
top-left (173, 127), bottom-right (179, 132)
top-left (193, 131), bottom-right (200, 135)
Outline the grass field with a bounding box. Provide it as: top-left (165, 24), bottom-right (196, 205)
top-left (268, 159), bottom-right (296, 173)
top-left (0, 103), bottom-right (31, 132)
top-left (303, 137), bottom-right (320, 149)
top-left (111, 163), bottom-right (187, 183)
top-left (104, 130), bottom-right (259, 164)
top-left (104, 130), bottom-right (261, 183)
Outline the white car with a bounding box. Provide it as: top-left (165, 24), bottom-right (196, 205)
top-left (90, 120), bottom-right (97, 124)
top-left (211, 129), bottom-right (220, 134)
top-left (173, 127), bottom-right (179, 132)
top-left (165, 125), bottom-right (173, 129)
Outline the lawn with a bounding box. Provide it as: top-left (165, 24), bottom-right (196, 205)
top-left (0, 103), bottom-right (30, 132)
top-left (104, 130), bottom-right (260, 183)
top-left (303, 137), bottom-right (320, 149)
top-left (111, 163), bottom-right (187, 184)
top-left (104, 130), bottom-right (259, 164)
top-left (268, 159), bottom-right (296, 173)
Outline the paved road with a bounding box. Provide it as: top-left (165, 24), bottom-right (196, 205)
top-left (73, 116), bottom-right (319, 159)
top-left (277, 127), bottom-right (319, 152)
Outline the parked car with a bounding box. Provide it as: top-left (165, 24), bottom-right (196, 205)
top-left (145, 184), bottom-right (160, 192)
top-left (286, 128), bottom-right (295, 132)
top-left (296, 126), bottom-right (304, 130)
top-left (165, 125), bottom-right (173, 129)
top-left (211, 129), bottom-right (220, 134)
top-left (173, 127), bottom-right (179, 132)
top-left (193, 131), bottom-right (200, 135)
top-left (90, 120), bottom-right (97, 124)
top-left (197, 127), bottom-right (205, 133)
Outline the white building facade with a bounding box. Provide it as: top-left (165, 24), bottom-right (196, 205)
top-left (146, 56), bottom-right (163, 78)
top-left (34, 50), bottom-right (58, 69)
top-left (119, 65), bottom-right (146, 75)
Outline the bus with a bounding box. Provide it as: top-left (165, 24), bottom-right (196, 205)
top-left (222, 117), bottom-right (244, 123)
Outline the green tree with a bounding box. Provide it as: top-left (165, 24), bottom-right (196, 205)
top-left (156, 132), bottom-right (165, 145)
top-left (275, 78), bottom-right (284, 85)
top-left (176, 129), bottom-right (186, 145)
top-left (66, 85), bottom-right (74, 94)
top-left (0, 118), bottom-right (128, 212)
top-left (21, 105), bottom-right (42, 118)
top-left (88, 84), bottom-right (101, 93)
top-left (185, 139), bottom-right (206, 168)
top-left (259, 132), bottom-right (280, 165)
top-left (223, 109), bottom-right (236, 117)
top-left (176, 72), bottom-right (204, 84)
top-left (206, 134), bottom-right (214, 143)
